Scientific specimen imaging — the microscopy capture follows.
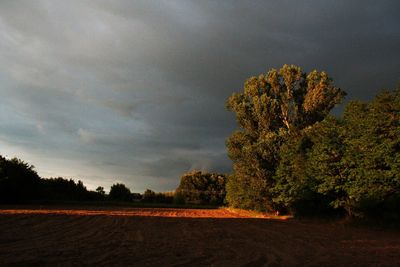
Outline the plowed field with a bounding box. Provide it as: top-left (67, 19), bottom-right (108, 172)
top-left (0, 207), bottom-right (399, 266)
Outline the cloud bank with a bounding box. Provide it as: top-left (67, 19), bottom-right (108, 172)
top-left (0, 0), bottom-right (399, 191)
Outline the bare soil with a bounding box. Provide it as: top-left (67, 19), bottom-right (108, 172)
top-left (0, 206), bottom-right (399, 266)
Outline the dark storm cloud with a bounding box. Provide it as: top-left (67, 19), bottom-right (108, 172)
top-left (0, 0), bottom-right (399, 192)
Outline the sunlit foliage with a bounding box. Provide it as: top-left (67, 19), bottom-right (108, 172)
top-left (226, 64), bottom-right (345, 212)
top-left (176, 171), bottom-right (226, 205)
top-left (227, 67), bottom-right (400, 219)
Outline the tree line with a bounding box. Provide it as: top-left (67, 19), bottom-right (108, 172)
top-left (0, 155), bottom-right (226, 206)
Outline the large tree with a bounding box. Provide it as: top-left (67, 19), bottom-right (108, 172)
top-left (226, 64), bottom-right (345, 211)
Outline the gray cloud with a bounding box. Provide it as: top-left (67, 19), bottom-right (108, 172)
top-left (0, 0), bottom-right (399, 192)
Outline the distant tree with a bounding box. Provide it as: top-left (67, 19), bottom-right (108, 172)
top-left (173, 191), bottom-right (185, 204)
top-left (142, 189), bottom-right (156, 202)
top-left (131, 192), bottom-right (142, 201)
top-left (226, 64), bottom-right (345, 211)
top-left (109, 183), bottom-right (132, 202)
top-left (154, 192), bottom-right (174, 203)
top-left (141, 190), bottom-right (174, 203)
top-left (96, 186), bottom-right (105, 195)
top-left (176, 171), bottom-right (226, 205)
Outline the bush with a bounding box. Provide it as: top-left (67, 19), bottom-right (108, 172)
top-left (176, 171), bottom-right (226, 205)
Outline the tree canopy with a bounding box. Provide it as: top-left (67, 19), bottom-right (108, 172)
top-left (226, 64), bottom-right (345, 212)
top-left (226, 64), bottom-right (400, 219)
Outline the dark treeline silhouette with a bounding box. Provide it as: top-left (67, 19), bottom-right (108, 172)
top-left (0, 153), bottom-right (226, 207)
top-left (0, 158), bottom-right (105, 203)
top-left (0, 156), bottom-right (218, 206)
top-left (41, 178), bottom-right (103, 201)
top-left (0, 161), bottom-right (182, 204)
top-left (225, 64), bottom-right (400, 219)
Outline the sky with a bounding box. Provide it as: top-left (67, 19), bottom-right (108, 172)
top-left (0, 1), bottom-right (399, 192)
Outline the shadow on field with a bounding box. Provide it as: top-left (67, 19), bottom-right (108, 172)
top-left (0, 209), bottom-right (399, 266)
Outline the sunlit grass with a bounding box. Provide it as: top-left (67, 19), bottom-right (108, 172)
top-left (224, 207), bottom-right (293, 220)
top-left (0, 207), bottom-right (293, 219)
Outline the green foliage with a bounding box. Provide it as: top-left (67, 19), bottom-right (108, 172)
top-left (252, 87), bottom-right (400, 218)
top-left (338, 89), bottom-right (400, 217)
top-left (226, 64), bottom-right (345, 212)
top-left (305, 117), bottom-right (347, 211)
top-left (273, 132), bottom-right (314, 213)
top-left (272, 116), bottom-right (347, 215)
top-left (176, 171), bottom-right (226, 205)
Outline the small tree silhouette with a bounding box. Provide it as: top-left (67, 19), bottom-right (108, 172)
top-left (109, 183), bottom-right (132, 202)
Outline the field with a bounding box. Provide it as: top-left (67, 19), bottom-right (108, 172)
top-left (0, 206), bottom-right (399, 266)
